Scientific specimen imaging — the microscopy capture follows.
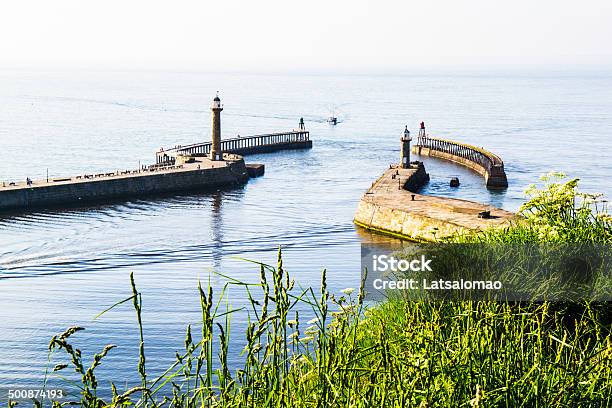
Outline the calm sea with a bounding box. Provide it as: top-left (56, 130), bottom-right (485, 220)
top-left (1, 69), bottom-right (611, 395)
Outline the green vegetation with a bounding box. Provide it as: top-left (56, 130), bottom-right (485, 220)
top-left (394, 174), bottom-right (611, 302)
top-left (10, 174), bottom-right (611, 407)
top-left (453, 172), bottom-right (611, 244)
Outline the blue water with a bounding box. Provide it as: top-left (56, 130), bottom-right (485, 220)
top-left (0, 69), bottom-right (611, 397)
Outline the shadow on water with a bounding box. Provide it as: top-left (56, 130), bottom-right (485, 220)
top-left (0, 187), bottom-right (244, 280)
top-left (211, 191), bottom-right (224, 270)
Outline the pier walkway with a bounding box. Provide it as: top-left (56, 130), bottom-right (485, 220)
top-left (157, 130), bottom-right (311, 165)
top-left (354, 163), bottom-right (515, 242)
top-left (412, 135), bottom-right (508, 188)
top-left (0, 155), bottom-right (250, 212)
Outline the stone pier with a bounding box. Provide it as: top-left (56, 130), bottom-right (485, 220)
top-left (0, 155), bottom-right (249, 212)
top-left (0, 94), bottom-right (319, 214)
top-left (354, 162), bottom-right (515, 242)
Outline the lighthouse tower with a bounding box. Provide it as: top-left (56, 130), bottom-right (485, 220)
top-left (400, 126), bottom-right (412, 169)
top-left (210, 94), bottom-right (223, 161)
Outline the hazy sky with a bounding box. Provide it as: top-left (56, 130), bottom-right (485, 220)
top-left (1, 0), bottom-right (611, 71)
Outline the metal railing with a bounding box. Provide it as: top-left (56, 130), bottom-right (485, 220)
top-left (415, 134), bottom-right (507, 188)
top-left (156, 131), bottom-right (310, 164)
top-left (416, 134), bottom-right (503, 171)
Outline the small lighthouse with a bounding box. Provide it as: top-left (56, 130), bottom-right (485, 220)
top-left (210, 93), bottom-right (223, 161)
top-left (400, 126), bottom-right (412, 169)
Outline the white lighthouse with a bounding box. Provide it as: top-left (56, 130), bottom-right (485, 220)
top-left (400, 126), bottom-right (412, 169)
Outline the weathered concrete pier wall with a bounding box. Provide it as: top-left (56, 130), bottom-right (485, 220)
top-left (412, 136), bottom-right (508, 188)
top-left (0, 157), bottom-right (249, 212)
top-left (354, 162), bottom-right (515, 242)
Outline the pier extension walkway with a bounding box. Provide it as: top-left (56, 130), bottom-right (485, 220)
top-left (157, 130), bottom-right (311, 165)
top-left (412, 134), bottom-right (508, 188)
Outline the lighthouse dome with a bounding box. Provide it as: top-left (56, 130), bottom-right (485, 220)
top-left (212, 93), bottom-right (222, 109)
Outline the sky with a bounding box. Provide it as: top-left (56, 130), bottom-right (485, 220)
top-left (1, 0), bottom-right (611, 72)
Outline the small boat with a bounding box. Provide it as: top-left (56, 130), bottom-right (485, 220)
top-left (327, 116), bottom-right (338, 125)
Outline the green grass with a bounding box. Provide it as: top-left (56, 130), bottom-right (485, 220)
top-left (10, 173), bottom-right (612, 407)
top-left (357, 300), bottom-right (611, 406)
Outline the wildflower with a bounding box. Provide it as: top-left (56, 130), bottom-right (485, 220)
top-left (299, 336), bottom-right (314, 344)
top-left (307, 317), bottom-right (319, 325)
top-left (469, 384), bottom-right (484, 407)
top-left (341, 288), bottom-right (355, 296)
top-left (291, 355), bottom-right (310, 366)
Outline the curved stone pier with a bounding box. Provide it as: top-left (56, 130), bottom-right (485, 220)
top-left (412, 136), bottom-right (508, 188)
top-left (354, 162), bottom-right (515, 242)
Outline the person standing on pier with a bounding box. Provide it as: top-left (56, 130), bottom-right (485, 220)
top-left (299, 117), bottom-right (305, 130)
